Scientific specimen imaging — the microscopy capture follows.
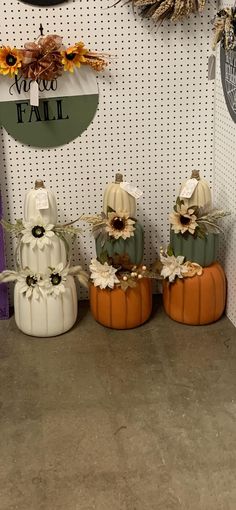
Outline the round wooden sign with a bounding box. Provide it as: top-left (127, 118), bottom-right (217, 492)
top-left (0, 67), bottom-right (99, 148)
top-left (220, 44), bottom-right (236, 123)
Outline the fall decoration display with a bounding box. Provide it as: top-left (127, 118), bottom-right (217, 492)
top-left (90, 277), bottom-right (152, 329)
top-left (0, 29), bottom-right (109, 106)
top-left (0, 180), bottom-right (88, 337)
top-left (103, 173), bottom-right (137, 218)
top-left (0, 35), bottom-right (108, 81)
top-left (84, 173), bottom-right (156, 329)
top-left (162, 262), bottom-right (226, 325)
top-left (115, 0), bottom-right (206, 23)
top-left (212, 6), bottom-right (236, 50)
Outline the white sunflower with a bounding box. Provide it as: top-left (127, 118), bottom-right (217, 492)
top-left (43, 262), bottom-right (68, 297)
top-left (105, 211), bottom-right (135, 240)
top-left (160, 253), bottom-right (188, 282)
top-left (0, 268), bottom-right (43, 300)
top-left (21, 218), bottom-right (55, 249)
top-left (90, 258), bottom-right (119, 289)
top-left (170, 203), bottom-right (198, 235)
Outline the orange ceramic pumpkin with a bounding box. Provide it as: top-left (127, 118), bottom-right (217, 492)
top-left (90, 277), bottom-right (152, 329)
top-left (162, 262), bottom-right (226, 325)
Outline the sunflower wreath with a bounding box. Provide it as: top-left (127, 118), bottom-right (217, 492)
top-left (115, 0), bottom-right (206, 23)
top-left (0, 29), bottom-right (109, 104)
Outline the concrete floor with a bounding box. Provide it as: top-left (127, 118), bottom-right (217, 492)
top-left (0, 297), bottom-right (236, 510)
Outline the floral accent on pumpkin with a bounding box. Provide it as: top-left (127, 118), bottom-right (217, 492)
top-left (0, 47), bottom-right (22, 77)
top-left (90, 258), bottom-right (119, 290)
top-left (0, 268), bottom-right (42, 300)
top-left (170, 198), bottom-right (230, 240)
top-left (61, 42), bottom-right (87, 72)
top-left (105, 211), bottom-right (135, 240)
top-left (170, 202), bottom-right (198, 235)
top-left (212, 7), bottom-right (236, 50)
top-left (21, 218), bottom-right (55, 249)
top-left (159, 248), bottom-right (203, 283)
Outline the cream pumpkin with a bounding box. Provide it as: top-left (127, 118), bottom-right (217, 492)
top-left (24, 179), bottom-right (58, 224)
top-left (14, 275), bottom-right (78, 337)
top-left (179, 170), bottom-right (212, 209)
top-left (103, 173), bottom-right (137, 218)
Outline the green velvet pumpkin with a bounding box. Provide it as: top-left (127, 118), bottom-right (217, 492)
top-left (96, 220), bottom-right (144, 267)
top-left (170, 231), bottom-right (219, 267)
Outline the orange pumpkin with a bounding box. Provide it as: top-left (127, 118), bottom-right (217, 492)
top-left (162, 262), bottom-right (226, 325)
top-left (90, 277), bottom-right (152, 329)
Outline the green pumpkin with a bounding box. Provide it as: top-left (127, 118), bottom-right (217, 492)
top-left (96, 220), bottom-right (144, 267)
top-left (170, 231), bottom-right (219, 267)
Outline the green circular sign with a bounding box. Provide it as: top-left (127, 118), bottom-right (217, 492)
top-left (0, 68), bottom-right (99, 148)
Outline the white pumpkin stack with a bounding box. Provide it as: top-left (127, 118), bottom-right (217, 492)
top-left (14, 180), bottom-right (78, 337)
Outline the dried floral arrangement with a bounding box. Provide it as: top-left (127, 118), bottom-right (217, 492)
top-left (212, 6), bottom-right (236, 50)
top-left (1, 216), bottom-right (82, 267)
top-left (0, 263), bottom-right (88, 300)
top-left (82, 208), bottom-right (159, 291)
top-left (170, 197), bottom-right (230, 240)
top-left (115, 0), bottom-right (206, 23)
top-left (159, 246), bottom-right (203, 282)
top-left (0, 215), bottom-right (88, 300)
top-left (0, 28), bottom-right (109, 82)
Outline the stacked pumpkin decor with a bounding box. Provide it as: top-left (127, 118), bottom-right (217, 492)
top-left (160, 170), bottom-right (230, 325)
top-left (82, 173), bottom-right (155, 329)
top-left (0, 180), bottom-right (88, 337)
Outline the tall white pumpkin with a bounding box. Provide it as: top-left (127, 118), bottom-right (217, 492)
top-left (24, 179), bottom-right (58, 224)
top-left (14, 276), bottom-right (78, 337)
top-left (179, 170), bottom-right (212, 209)
top-left (103, 173), bottom-right (137, 218)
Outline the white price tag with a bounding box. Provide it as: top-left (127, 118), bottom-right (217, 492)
top-left (30, 81), bottom-right (39, 107)
top-left (208, 54), bottom-right (216, 81)
top-left (180, 178), bottom-right (198, 199)
top-left (35, 190), bottom-right (49, 210)
top-left (120, 182), bottom-right (143, 199)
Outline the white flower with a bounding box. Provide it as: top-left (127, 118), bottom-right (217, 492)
top-left (0, 268), bottom-right (43, 300)
top-left (43, 263), bottom-right (69, 297)
top-left (160, 253), bottom-right (188, 282)
top-left (21, 218), bottom-right (55, 249)
top-left (105, 211), bottom-right (135, 240)
top-left (90, 258), bottom-right (119, 289)
top-left (170, 203), bottom-right (198, 235)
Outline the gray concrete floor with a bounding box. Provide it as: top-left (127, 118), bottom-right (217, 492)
top-left (0, 297), bottom-right (236, 510)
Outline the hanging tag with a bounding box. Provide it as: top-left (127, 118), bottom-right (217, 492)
top-left (208, 54), bottom-right (216, 81)
top-left (180, 178), bottom-right (198, 199)
top-left (35, 190), bottom-right (49, 210)
top-left (30, 81), bottom-right (39, 107)
top-left (120, 182), bottom-right (143, 199)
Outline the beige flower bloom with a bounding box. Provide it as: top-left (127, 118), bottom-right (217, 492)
top-left (170, 204), bottom-right (198, 235)
top-left (183, 261), bottom-right (203, 278)
top-left (105, 211), bottom-right (135, 240)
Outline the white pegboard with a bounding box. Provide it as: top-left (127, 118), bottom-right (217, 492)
top-left (0, 0), bottom-right (215, 301)
top-left (214, 0), bottom-right (236, 326)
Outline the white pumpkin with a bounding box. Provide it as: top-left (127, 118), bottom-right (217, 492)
top-left (179, 170), bottom-right (212, 209)
top-left (20, 236), bottom-right (67, 273)
top-left (24, 179), bottom-right (58, 224)
top-left (103, 173), bottom-right (137, 218)
top-left (14, 275), bottom-right (77, 337)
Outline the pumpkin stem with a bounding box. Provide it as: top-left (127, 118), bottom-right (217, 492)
top-left (35, 179), bottom-right (45, 189)
top-left (115, 173), bottom-right (123, 183)
top-left (191, 170), bottom-right (200, 180)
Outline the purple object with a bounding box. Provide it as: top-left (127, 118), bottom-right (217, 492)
top-left (0, 192), bottom-right (9, 319)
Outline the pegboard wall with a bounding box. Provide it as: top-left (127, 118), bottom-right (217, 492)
top-left (0, 0), bottom-right (216, 302)
top-left (214, 0), bottom-right (236, 326)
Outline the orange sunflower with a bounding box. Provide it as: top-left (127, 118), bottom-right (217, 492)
top-left (0, 46), bottom-right (22, 76)
top-left (61, 42), bottom-right (87, 73)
